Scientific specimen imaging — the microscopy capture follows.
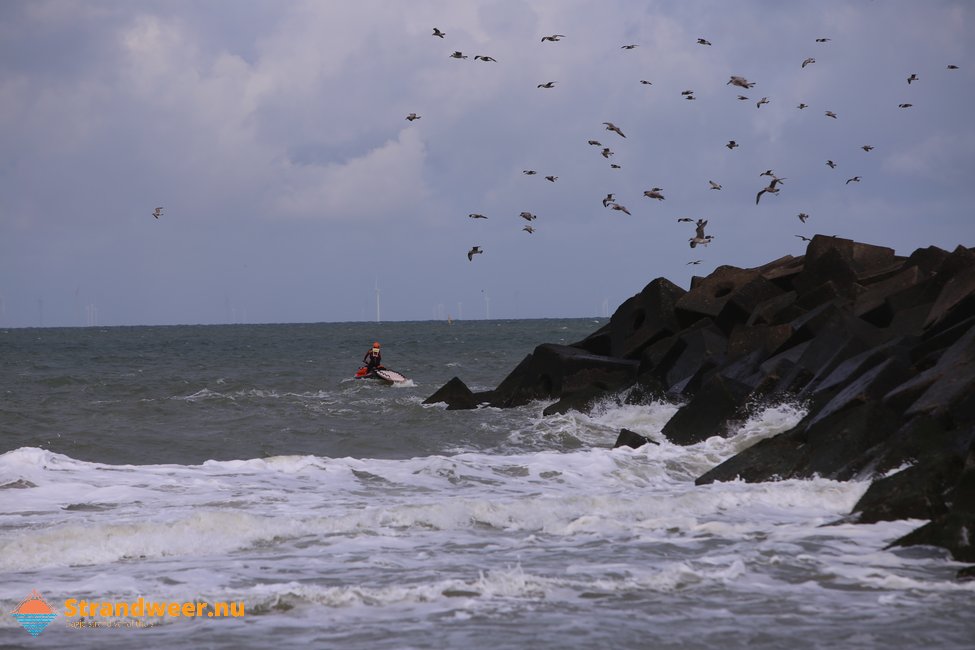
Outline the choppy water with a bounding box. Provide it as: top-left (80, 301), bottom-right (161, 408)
top-left (1, 321), bottom-right (972, 649)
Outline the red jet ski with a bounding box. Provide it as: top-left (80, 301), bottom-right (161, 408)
top-left (354, 366), bottom-right (408, 384)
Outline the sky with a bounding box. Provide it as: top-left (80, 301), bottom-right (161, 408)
top-left (1, 0), bottom-right (973, 327)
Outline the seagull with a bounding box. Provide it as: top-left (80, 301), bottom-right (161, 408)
top-left (797, 103), bottom-right (809, 109)
top-left (846, 176), bottom-right (861, 184)
top-left (468, 213), bottom-right (488, 219)
top-left (756, 96), bottom-right (769, 108)
top-left (602, 193), bottom-right (615, 207)
top-left (797, 212), bottom-right (810, 223)
top-left (826, 160), bottom-right (837, 168)
top-left (697, 38), bottom-right (712, 46)
top-left (523, 170), bottom-right (537, 175)
top-left (687, 260), bottom-right (702, 265)
top-left (898, 103), bottom-right (913, 108)
top-left (689, 236), bottom-right (713, 248)
top-left (519, 211), bottom-right (537, 221)
top-left (537, 81), bottom-right (556, 88)
top-left (907, 73), bottom-right (918, 84)
top-left (601, 147), bottom-right (614, 159)
top-left (640, 80), bottom-right (653, 85)
top-left (737, 95), bottom-right (749, 100)
top-left (467, 246), bottom-right (482, 261)
top-left (474, 55), bottom-right (497, 62)
top-left (676, 217), bottom-right (694, 223)
top-left (523, 225), bottom-right (535, 234)
top-left (152, 207), bottom-right (163, 219)
top-left (432, 27), bottom-right (445, 38)
top-left (760, 170), bottom-right (776, 177)
top-left (610, 164), bottom-right (621, 169)
top-left (825, 110), bottom-right (837, 119)
top-left (621, 44), bottom-right (638, 50)
top-left (643, 187), bottom-right (665, 200)
top-left (685, 94), bottom-right (697, 101)
top-left (405, 113), bottom-right (421, 121)
top-left (694, 219), bottom-right (708, 239)
top-left (609, 203), bottom-right (631, 215)
top-left (801, 57), bottom-right (816, 68)
top-left (603, 122), bottom-right (626, 138)
top-left (727, 76), bottom-right (755, 89)
top-left (815, 37), bottom-right (831, 43)
top-left (545, 175), bottom-right (558, 182)
top-left (862, 145), bottom-right (874, 152)
top-left (947, 64), bottom-right (959, 70)
top-left (541, 34), bottom-right (565, 42)
top-left (588, 140), bottom-right (602, 146)
top-left (796, 234), bottom-right (812, 241)
top-left (449, 51), bottom-right (468, 59)
top-left (709, 180), bottom-right (722, 190)
top-left (756, 185), bottom-right (780, 204)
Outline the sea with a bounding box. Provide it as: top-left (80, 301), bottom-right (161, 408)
top-left (1, 319), bottom-right (972, 649)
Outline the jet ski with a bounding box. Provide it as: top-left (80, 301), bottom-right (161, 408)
top-left (354, 365), bottom-right (408, 384)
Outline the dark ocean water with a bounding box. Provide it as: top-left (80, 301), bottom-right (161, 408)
top-left (1, 320), bottom-right (972, 649)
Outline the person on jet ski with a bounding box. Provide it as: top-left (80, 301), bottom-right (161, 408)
top-left (363, 342), bottom-right (382, 371)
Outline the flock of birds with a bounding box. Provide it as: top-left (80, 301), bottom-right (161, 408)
top-left (401, 26), bottom-right (963, 267)
top-left (150, 24), bottom-right (961, 269)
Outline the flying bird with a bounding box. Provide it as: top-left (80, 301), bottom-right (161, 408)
top-left (152, 207), bottom-right (163, 219)
top-left (797, 212), bottom-right (810, 223)
top-left (846, 176), bottom-right (861, 184)
top-left (640, 80), bottom-right (653, 85)
top-left (474, 55), bottom-right (497, 62)
top-left (603, 122), bottom-right (626, 138)
top-left (467, 246), bottom-right (482, 261)
top-left (449, 51), bottom-right (468, 59)
top-left (541, 34), bottom-right (565, 42)
top-left (468, 213), bottom-right (488, 219)
top-left (610, 164), bottom-right (622, 169)
top-left (519, 211), bottom-right (537, 221)
top-left (726, 140), bottom-right (739, 149)
top-left (815, 37), bottom-right (831, 43)
top-left (601, 147), bottom-right (614, 159)
top-left (588, 140), bottom-right (602, 146)
top-left (676, 217), bottom-right (694, 223)
top-left (689, 219), bottom-right (713, 248)
top-left (727, 76), bottom-right (755, 89)
top-left (797, 103), bottom-right (809, 109)
top-left (523, 225), bottom-right (535, 234)
top-left (687, 260), bottom-right (702, 265)
top-left (545, 175), bottom-right (558, 182)
top-left (756, 96), bottom-right (769, 108)
top-left (621, 44), bottom-right (638, 49)
top-left (685, 94), bottom-right (697, 101)
top-left (907, 73), bottom-right (918, 84)
top-left (826, 160), bottom-right (837, 169)
top-left (697, 38), bottom-right (712, 46)
top-left (760, 170), bottom-right (776, 177)
top-left (432, 28), bottom-right (445, 38)
top-left (523, 170), bottom-right (537, 175)
top-left (756, 186), bottom-right (780, 204)
top-left (796, 234), bottom-right (812, 242)
top-left (947, 64), bottom-right (959, 70)
top-left (405, 113), bottom-right (421, 121)
top-left (602, 193), bottom-right (615, 207)
top-left (537, 81), bottom-right (556, 88)
top-left (862, 145), bottom-right (874, 152)
top-left (801, 57), bottom-right (816, 68)
top-left (737, 95), bottom-right (749, 100)
top-left (898, 103), bottom-right (913, 108)
top-left (643, 187), bottom-right (665, 200)
top-left (825, 110), bottom-right (837, 119)
top-left (709, 180), bottom-right (722, 190)
top-left (609, 203), bottom-right (631, 215)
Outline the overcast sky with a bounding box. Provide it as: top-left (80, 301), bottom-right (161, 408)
top-left (1, 0), bottom-right (972, 327)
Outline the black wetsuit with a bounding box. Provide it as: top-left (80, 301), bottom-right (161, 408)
top-left (363, 348), bottom-right (382, 371)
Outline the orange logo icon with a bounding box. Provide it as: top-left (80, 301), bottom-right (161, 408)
top-left (11, 589), bottom-right (57, 637)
